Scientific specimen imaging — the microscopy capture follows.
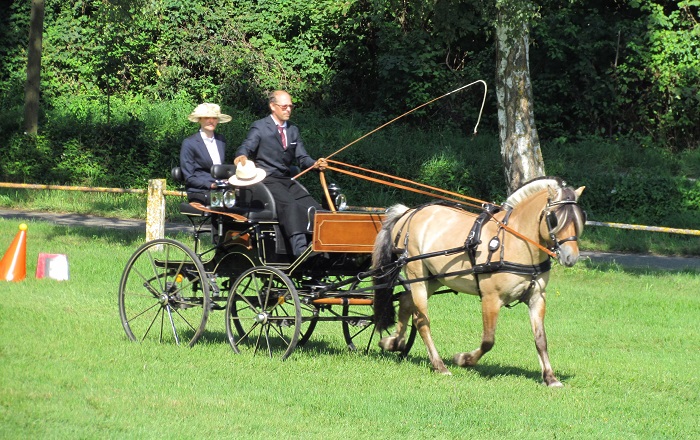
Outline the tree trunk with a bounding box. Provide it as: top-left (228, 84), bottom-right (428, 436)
top-left (23, 0), bottom-right (45, 135)
top-left (495, 13), bottom-right (545, 194)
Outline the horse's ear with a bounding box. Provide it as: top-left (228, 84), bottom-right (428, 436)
top-left (575, 186), bottom-right (585, 200)
top-left (548, 186), bottom-right (557, 199)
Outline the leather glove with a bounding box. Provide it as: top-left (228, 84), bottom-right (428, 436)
top-left (315, 158), bottom-right (328, 171)
top-left (234, 155), bottom-right (247, 166)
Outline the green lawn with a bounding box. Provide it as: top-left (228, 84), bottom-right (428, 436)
top-left (1, 219), bottom-right (698, 439)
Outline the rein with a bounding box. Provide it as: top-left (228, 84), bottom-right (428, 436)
top-left (317, 160), bottom-right (562, 259)
top-left (286, 79), bottom-right (571, 259)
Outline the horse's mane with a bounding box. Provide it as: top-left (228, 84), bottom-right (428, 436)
top-left (504, 177), bottom-right (564, 209)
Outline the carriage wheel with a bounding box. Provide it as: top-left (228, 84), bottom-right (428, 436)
top-left (119, 239), bottom-right (210, 347)
top-left (296, 299), bottom-right (318, 347)
top-left (225, 266), bottom-right (301, 359)
top-left (342, 277), bottom-right (416, 357)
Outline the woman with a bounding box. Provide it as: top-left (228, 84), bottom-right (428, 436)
top-left (180, 103), bottom-right (231, 204)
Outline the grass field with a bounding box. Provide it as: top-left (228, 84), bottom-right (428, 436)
top-left (1, 219), bottom-right (699, 439)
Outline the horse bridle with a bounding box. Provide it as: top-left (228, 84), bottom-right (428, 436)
top-left (541, 198), bottom-right (585, 254)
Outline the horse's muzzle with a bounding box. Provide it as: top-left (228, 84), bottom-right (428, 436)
top-left (556, 244), bottom-right (580, 267)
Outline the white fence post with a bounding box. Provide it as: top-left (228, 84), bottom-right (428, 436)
top-left (146, 179), bottom-right (166, 242)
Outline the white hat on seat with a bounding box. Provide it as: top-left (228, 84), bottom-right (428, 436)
top-left (228, 161), bottom-right (267, 186)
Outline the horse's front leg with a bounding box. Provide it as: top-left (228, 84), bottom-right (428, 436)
top-left (453, 292), bottom-right (500, 367)
top-left (528, 289), bottom-right (563, 387)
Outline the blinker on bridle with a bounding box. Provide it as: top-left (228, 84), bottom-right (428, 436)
top-left (542, 198), bottom-right (586, 254)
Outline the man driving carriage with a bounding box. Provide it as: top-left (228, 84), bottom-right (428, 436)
top-left (234, 90), bottom-right (327, 257)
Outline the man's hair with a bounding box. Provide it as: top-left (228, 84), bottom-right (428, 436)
top-left (268, 90), bottom-right (289, 104)
top-left (268, 91), bottom-right (277, 104)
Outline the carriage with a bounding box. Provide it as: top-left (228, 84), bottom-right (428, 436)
top-left (118, 158), bottom-right (585, 386)
top-left (117, 164), bottom-right (418, 359)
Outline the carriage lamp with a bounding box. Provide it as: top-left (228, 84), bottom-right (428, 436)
top-left (210, 180), bottom-right (232, 208)
top-left (335, 193), bottom-right (347, 211)
top-left (324, 183), bottom-right (347, 211)
top-left (223, 190), bottom-right (236, 209)
top-left (210, 190), bottom-right (223, 208)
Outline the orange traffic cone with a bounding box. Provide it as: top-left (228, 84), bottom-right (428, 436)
top-left (0, 223), bottom-right (28, 282)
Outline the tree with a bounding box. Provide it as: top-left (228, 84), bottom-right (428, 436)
top-left (494, 0), bottom-right (545, 193)
top-left (23, 0), bottom-right (44, 135)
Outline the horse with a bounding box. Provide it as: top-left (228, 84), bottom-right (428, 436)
top-left (371, 177), bottom-right (585, 386)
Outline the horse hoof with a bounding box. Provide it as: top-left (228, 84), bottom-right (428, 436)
top-left (546, 380), bottom-right (564, 388)
top-left (453, 352), bottom-right (478, 367)
top-left (378, 336), bottom-right (404, 352)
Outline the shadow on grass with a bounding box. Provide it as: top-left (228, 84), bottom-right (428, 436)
top-left (468, 363), bottom-right (571, 384)
top-left (183, 329), bottom-right (561, 385)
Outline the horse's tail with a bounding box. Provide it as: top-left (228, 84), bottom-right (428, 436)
top-left (372, 204), bottom-right (410, 332)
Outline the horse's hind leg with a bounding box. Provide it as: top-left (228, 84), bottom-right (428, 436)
top-left (414, 281), bottom-right (450, 374)
top-left (380, 280), bottom-right (450, 375)
top-left (453, 292), bottom-right (500, 367)
top-left (528, 290), bottom-right (563, 387)
top-left (414, 308), bottom-right (450, 375)
top-left (377, 290), bottom-right (413, 352)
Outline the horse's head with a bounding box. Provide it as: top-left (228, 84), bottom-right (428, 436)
top-left (540, 184), bottom-right (586, 267)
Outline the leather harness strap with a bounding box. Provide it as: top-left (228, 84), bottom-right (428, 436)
top-left (386, 201), bottom-right (552, 301)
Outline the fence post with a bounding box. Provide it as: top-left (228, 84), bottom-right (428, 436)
top-left (147, 179), bottom-right (166, 242)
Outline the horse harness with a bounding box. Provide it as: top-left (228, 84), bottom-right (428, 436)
top-left (385, 200), bottom-right (554, 306)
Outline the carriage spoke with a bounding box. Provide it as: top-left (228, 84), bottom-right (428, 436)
top-left (226, 266), bottom-right (301, 359)
top-left (119, 239), bottom-right (210, 347)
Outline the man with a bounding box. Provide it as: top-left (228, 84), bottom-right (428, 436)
top-left (234, 90), bottom-right (326, 256)
top-left (180, 103), bottom-right (231, 204)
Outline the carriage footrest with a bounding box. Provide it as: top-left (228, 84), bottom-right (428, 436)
top-left (179, 202), bottom-right (210, 217)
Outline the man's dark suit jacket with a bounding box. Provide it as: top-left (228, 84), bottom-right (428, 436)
top-left (180, 131), bottom-right (227, 202)
top-left (235, 115), bottom-right (320, 239)
top-left (236, 116), bottom-right (315, 178)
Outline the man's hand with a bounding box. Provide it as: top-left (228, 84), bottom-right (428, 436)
top-left (234, 155), bottom-right (247, 166)
top-left (315, 158), bottom-right (328, 171)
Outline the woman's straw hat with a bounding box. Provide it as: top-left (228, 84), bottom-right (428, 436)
top-left (228, 161), bottom-right (267, 186)
top-left (188, 103), bottom-right (232, 123)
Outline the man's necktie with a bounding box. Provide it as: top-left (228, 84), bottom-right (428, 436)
top-left (277, 125), bottom-right (287, 149)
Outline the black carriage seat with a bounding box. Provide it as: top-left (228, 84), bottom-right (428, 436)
top-left (210, 164), bottom-right (277, 221)
top-left (172, 165), bottom-right (314, 257)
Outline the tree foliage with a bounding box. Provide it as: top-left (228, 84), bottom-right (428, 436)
top-left (0, 0), bottom-right (699, 224)
top-left (530, 0), bottom-right (700, 147)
